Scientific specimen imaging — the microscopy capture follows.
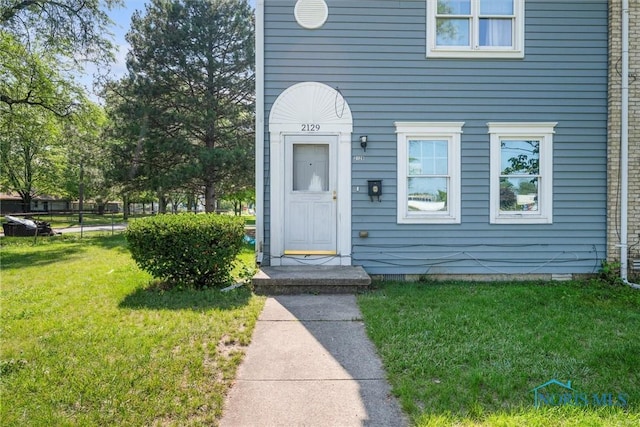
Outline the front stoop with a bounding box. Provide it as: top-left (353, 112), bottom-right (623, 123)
top-left (252, 266), bottom-right (371, 295)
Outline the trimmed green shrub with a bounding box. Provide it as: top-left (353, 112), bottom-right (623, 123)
top-left (125, 213), bottom-right (245, 289)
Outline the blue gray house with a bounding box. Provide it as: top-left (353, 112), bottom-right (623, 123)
top-left (254, 0), bottom-right (609, 279)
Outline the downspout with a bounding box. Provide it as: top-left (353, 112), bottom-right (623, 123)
top-left (255, 0), bottom-right (265, 264)
top-left (620, 0), bottom-right (640, 288)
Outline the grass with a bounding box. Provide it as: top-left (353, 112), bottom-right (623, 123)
top-left (357, 280), bottom-right (640, 426)
top-left (4, 233), bottom-right (638, 426)
top-left (0, 233), bottom-right (265, 426)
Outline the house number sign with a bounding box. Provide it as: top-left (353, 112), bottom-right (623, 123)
top-left (301, 123), bottom-right (321, 131)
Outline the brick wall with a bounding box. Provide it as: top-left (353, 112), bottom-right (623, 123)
top-left (608, 0), bottom-right (640, 269)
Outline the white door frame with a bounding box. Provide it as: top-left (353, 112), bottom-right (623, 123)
top-left (268, 82), bottom-right (353, 266)
top-left (284, 135), bottom-right (337, 255)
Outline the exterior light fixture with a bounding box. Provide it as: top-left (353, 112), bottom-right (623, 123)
top-left (359, 135), bottom-right (368, 151)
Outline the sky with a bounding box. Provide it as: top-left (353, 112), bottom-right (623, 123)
top-left (82, 0), bottom-right (257, 101)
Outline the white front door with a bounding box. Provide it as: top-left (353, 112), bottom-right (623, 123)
top-left (284, 135), bottom-right (337, 254)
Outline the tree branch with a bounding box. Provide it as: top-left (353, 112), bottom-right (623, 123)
top-left (1, 0), bottom-right (40, 23)
top-left (0, 93), bottom-right (72, 117)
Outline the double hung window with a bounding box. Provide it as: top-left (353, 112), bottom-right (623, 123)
top-left (427, 0), bottom-right (524, 58)
top-left (396, 122), bottom-right (463, 224)
top-left (488, 122), bottom-right (556, 224)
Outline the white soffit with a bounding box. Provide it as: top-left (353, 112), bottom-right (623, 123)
top-left (294, 0), bottom-right (328, 29)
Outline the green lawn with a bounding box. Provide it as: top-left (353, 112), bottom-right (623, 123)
top-left (4, 234), bottom-right (639, 426)
top-left (0, 233), bottom-right (264, 426)
top-left (357, 281), bottom-right (640, 426)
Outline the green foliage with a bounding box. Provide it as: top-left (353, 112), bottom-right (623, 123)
top-left (1, 31), bottom-right (109, 211)
top-left (125, 213), bottom-right (245, 289)
top-left (0, 58), bottom-right (66, 210)
top-left (598, 260), bottom-right (623, 285)
top-left (1, 1), bottom-right (119, 117)
top-left (105, 0), bottom-right (255, 212)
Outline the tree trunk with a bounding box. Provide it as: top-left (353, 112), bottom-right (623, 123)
top-left (204, 183), bottom-right (216, 213)
top-left (186, 193), bottom-right (196, 213)
top-left (20, 192), bottom-right (31, 213)
top-left (123, 194), bottom-right (129, 221)
top-left (78, 161), bottom-right (84, 223)
top-left (157, 191), bottom-right (167, 214)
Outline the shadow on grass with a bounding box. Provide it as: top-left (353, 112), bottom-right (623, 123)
top-left (119, 284), bottom-right (253, 311)
top-left (0, 245), bottom-right (85, 270)
top-left (1, 233), bottom-right (130, 270)
top-left (81, 233), bottom-right (130, 253)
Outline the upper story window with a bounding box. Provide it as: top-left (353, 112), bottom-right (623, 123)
top-left (488, 122), bottom-right (556, 224)
top-left (396, 122), bottom-right (463, 224)
top-left (427, 0), bottom-right (525, 59)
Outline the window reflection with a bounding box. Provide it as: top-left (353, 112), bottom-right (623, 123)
top-left (293, 144), bottom-right (329, 191)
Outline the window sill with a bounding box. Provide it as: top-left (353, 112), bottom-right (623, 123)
top-left (398, 215), bottom-right (461, 225)
top-left (426, 48), bottom-right (524, 59)
top-left (491, 215), bottom-right (552, 225)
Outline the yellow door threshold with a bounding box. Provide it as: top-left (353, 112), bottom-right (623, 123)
top-left (284, 250), bottom-right (337, 255)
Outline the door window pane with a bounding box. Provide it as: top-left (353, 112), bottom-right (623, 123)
top-left (293, 144), bottom-right (328, 191)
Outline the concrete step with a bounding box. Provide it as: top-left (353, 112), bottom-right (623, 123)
top-left (252, 266), bottom-right (371, 295)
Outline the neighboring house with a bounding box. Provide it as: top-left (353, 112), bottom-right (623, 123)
top-left (608, 0), bottom-right (639, 277)
top-left (0, 193), bottom-right (120, 215)
top-left (0, 193), bottom-right (70, 214)
top-left (255, 0), bottom-right (610, 278)
top-left (0, 193), bottom-right (23, 214)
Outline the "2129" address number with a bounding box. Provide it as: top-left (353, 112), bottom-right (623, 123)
top-left (301, 123), bottom-right (320, 131)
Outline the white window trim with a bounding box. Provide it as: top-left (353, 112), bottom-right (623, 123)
top-left (426, 0), bottom-right (525, 59)
top-left (488, 122), bottom-right (557, 224)
top-left (396, 122), bottom-right (463, 224)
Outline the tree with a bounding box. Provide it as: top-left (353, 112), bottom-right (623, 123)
top-left (1, 1), bottom-right (122, 211)
top-left (103, 81), bottom-right (193, 214)
top-left (0, 32), bottom-right (83, 118)
top-left (518, 180), bottom-right (537, 195)
top-left (61, 101), bottom-right (111, 219)
top-left (0, 101), bottom-right (65, 211)
top-left (1, 0), bottom-right (121, 115)
top-left (1, 35), bottom-right (110, 213)
top-left (113, 0), bottom-right (255, 213)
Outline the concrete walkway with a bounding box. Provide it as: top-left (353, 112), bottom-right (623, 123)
top-left (220, 294), bottom-right (407, 427)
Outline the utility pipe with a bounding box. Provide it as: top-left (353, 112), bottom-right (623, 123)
top-left (620, 0), bottom-right (640, 289)
top-left (255, 0), bottom-right (265, 264)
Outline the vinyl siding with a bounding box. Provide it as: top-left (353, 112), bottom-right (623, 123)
top-left (262, 0), bottom-right (608, 275)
